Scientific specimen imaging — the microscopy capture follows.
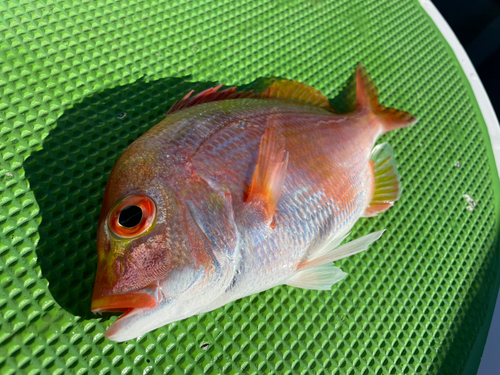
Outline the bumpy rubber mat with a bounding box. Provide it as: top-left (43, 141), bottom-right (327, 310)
top-left (1, 0), bottom-right (500, 374)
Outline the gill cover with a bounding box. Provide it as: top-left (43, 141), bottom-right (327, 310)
top-left (92, 170), bottom-right (242, 341)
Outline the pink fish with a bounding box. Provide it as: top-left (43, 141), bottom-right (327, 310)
top-left (91, 64), bottom-right (416, 341)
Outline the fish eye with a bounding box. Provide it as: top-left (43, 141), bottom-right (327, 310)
top-left (118, 205), bottom-right (143, 228)
top-left (108, 194), bottom-right (156, 238)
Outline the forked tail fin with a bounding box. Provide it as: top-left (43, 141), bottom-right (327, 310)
top-left (355, 63), bottom-right (417, 133)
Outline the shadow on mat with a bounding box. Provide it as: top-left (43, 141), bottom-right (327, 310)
top-left (24, 75), bottom-right (277, 320)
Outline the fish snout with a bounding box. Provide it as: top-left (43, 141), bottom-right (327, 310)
top-left (90, 280), bottom-right (160, 314)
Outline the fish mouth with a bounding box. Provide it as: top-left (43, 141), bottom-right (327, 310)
top-left (91, 282), bottom-right (160, 318)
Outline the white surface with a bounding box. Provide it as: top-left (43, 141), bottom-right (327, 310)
top-left (420, 2), bottom-right (500, 374)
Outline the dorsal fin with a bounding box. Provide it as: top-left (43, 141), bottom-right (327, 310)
top-left (258, 80), bottom-right (331, 108)
top-left (167, 65), bottom-right (417, 125)
top-left (330, 63), bottom-right (417, 129)
top-left (168, 79), bottom-right (332, 115)
top-left (355, 64), bottom-right (417, 132)
top-left (168, 85), bottom-right (255, 114)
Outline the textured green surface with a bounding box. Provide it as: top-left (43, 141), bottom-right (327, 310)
top-left (1, 0), bottom-right (500, 374)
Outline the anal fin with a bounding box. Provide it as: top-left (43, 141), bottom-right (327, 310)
top-left (246, 115), bottom-right (289, 225)
top-left (287, 263), bottom-right (346, 290)
top-left (287, 230), bottom-right (384, 290)
top-left (363, 143), bottom-right (401, 217)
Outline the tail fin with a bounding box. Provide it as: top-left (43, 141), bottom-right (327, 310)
top-left (355, 63), bottom-right (417, 133)
top-left (363, 143), bottom-right (401, 217)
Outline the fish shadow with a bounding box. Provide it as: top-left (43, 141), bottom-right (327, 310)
top-left (24, 75), bottom-right (280, 320)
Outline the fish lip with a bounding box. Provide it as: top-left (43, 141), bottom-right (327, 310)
top-left (91, 281), bottom-right (160, 316)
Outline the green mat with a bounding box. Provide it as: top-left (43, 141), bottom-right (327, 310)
top-left (1, 0), bottom-right (500, 374)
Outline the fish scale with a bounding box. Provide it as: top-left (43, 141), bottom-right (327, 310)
top-left (173, 107), bottom-right (377, 305)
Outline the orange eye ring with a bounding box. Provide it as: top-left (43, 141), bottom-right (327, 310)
top-left (108, 194), bottom-right (156, 238)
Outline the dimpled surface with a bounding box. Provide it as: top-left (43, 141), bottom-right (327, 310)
top-left (1, 0), bottom-right (499, 374)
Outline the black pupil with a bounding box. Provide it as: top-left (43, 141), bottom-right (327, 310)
top-left (118, 205), bottom-right (143, 228)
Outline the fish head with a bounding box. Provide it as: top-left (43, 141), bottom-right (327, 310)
top-left (91, 150), bottom-right (238, 341)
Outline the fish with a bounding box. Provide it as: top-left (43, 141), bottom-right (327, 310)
top-left (91, 64), bottom-right (417, 342)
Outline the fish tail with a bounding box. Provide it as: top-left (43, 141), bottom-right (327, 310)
top-left (363, 143), bottom-right (402, 217)
top-left (355, 63), bottom-right (417, 133)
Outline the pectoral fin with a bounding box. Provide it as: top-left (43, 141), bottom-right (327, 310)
top-left (184, 180), bottom-right (239, 260)
top-left (246, 115), bottom-right (289, 226)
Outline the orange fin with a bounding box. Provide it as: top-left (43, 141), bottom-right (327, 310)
top-left (247, 115), bottom-right (289, 224)
top-left (259, 80), bottom-right (331, 109)
top-left (355, 63), bottom-right (417, 132)
top-left (168, 85), bottom-right (255, 114)
top-left (363, 143), bottom-right (402, 217)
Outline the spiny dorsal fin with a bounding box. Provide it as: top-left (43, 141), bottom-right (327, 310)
top-left (168, 85), bottom-right (255, 114)
top-left (168, 78), bottom-right (332, 115)
top-left (258, 80), bottom-right (331, 109)
top-left (246, 114), bottom-right (288, 226)
top-left (363, 143), bottom-right (401, 217)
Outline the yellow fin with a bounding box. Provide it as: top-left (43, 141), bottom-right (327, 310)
top-left (259, 80), bottom-right (331, 108)
top-left (363, 143), bottom-right (402, 217)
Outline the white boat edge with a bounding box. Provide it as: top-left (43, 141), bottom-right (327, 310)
top-left (420, 2), bottom-right (500, 374)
